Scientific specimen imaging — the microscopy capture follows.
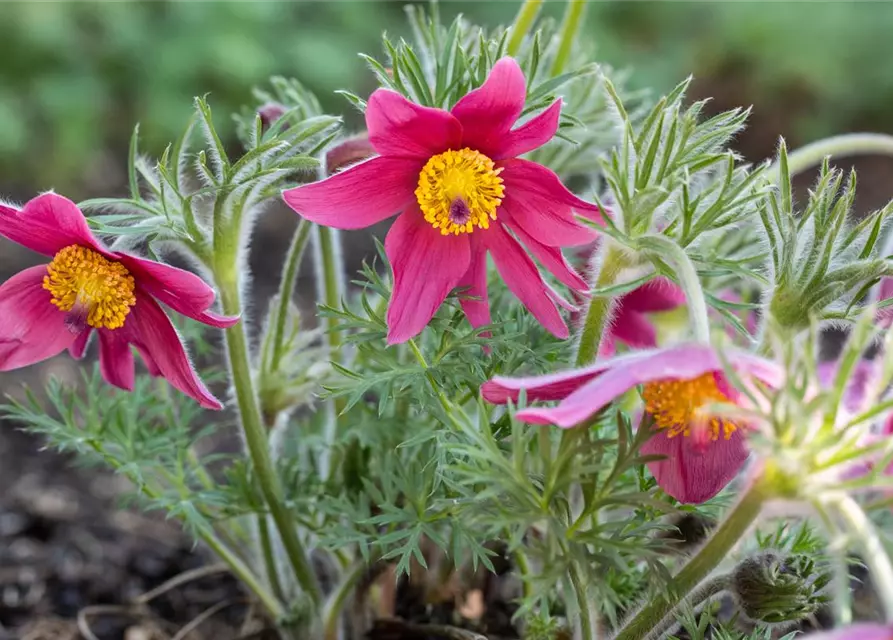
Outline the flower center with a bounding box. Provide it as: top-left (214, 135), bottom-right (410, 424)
top-left (43, 245), bottom-right (137, 331)
top-left (641, 373), bottom-right (738, 441)
top-left (415, 148), bottom-right (505, 236)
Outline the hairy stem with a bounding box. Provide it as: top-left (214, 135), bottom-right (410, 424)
top-left (614, 475), bottom-right (769, 640)
top-left (323, 557), bottom-right (379, 640)
top-left (269, 220), bottom-right (312, 371)
top-left (258, 515), bottom-right (287, 603)
top-left (772, 133), bottom-right (893, 180)
top-left (551, 0), bottom-right (587, 77)
top-left (575, 244), bottom-right (626, 366)
top-left (639, 234), bottom-right (711, 344)
top-left (644, 575), bottom-right (729, 640)
top-left (834, 494), bottom-right (893, 620)
top-left (568, 559), bottom-right (599, 640)
top-left (506, 0), bottom-right (543, 56)
top-left (217, 274), bottom-right (323, 608)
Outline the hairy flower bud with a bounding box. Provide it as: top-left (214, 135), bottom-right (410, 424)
top-left (324, 134), bottom-right (375, 176)
top-left (258, 101), bottom-right (288, 132)
top-left (730, 552), bottom-right (830, 624)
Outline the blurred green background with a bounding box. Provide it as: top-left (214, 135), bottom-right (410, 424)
top-left (2, 1), bottom-right (893, 202)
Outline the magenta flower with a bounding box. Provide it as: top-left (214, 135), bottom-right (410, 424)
top-left (482, 344), bottom-right (782, 503)
top-left (797, 624), bottom-right (893, 640)
top-left (874, 277), bottom-right (893, 327)
top-left (0, 193), bottom-right (238, 409)
top-left (282, 57), bottom-right (601, 344)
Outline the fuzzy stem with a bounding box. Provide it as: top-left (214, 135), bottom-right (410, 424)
top-left (640, 235), bottom-right (711, 344)
top-left (614, 475), bottom-right (769, 640)
top-left (644, 575), bottom-right (729, 640)
top-left (217, 275), bottom-right (323, 608)
top-left (772, 133), bottom-right (893, 180)
top-left (258, 515), bottom-right (287, 603)
top-left (408, 338), bottom-right (453, 417)
top-left (834, 494), bottom-right (893, 620)
top-left (568, 559), bottom-right (599, 640)
top-left (551, 0), bottom-right (587, 77)
top-left (323, 558), bottom-right (378, 640)
top-left (575, 244), bottom-right (626, 366)
top-left (506, 0), bottom-right (544, 56)
top-left (270, 220), bottom-right (312, 371)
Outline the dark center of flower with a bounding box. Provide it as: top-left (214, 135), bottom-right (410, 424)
top-left (448, 197), bottom-right (472, 225)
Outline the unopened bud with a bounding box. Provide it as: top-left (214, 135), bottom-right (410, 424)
top-left (325, 134), bottom-right (375, 175)
top-left (730, 552), bottom-right (829, 624)
top-left (258, 102), bottom-right (288, 132)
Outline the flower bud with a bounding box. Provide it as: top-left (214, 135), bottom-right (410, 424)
top-left (730, 552), bottom-right (829, 624)
top-left (258, 102), bottom-right (288, 132)
top-left (325, 134), bottom-right (375, 176)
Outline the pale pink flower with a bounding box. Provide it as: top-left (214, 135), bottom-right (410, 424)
top-left (798, 624), bottom-right (893, 640)
top-left (0, 193), bottom-right (237, 409)
top-left (482, 344), bottom-right (781, 503)
top-left (282, 57), bottom-right (601, 344)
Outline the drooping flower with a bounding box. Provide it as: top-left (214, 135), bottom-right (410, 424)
top-left (282, 57), bottom-right (601, 344)
top-left (0, 193), bottom-right (238, 409)
top-left (482, 344), bottom-right (782, 503)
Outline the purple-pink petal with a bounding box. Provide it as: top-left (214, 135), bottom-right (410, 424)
top-left (457, 238), bottom-right (491, 331)
top-left (0, 193), bottom-right (101, 257)
top-left (451, 57), bottom-right (526, 158)
top-left (492, 99), bottom-right (562, 160)
top-left (119, 254), bottom-right (238, 329)
top-left (621, 278), bottom-right (686, 313)
top-left (642, 428), bottom-right (749, 504)
top-left (366, 89), bottom-right (461, 159)
top-left (120, 292), bottom-right (223, 410)
top-left (511, 223), bottom-right (588, 292)
top-left (69, 329), bottom-right (93, 360)
top-left (610, 307), bottom-right (658, 349)
top-left (795, 624), bottom-right (893, 640)
top-left (98, 331), bottom-right (136, 391)
top-left (486, 225), bottom-right (568, 339)
top-left (0, 265), bottom-right (76, 370)
top-left (282, 156), bottom-right (420, 229)
top-left (384, 209), bottom-right (471, 344)
top-left (500, 159), bottom-right (599, 247)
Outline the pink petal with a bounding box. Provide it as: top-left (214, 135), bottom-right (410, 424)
top-left (486, 225), bottom-right (568, 339)
top-left (797, 625), bottom-right (893, 640)
top-left (282, 156), bottom-right (420, 229)
top-left (621, 278), bottom-right (686, 313)
top-left (0, 193), bottom-right (101, 257)
top-left (642, 428), bottom-right (749, 504)
top-left (500, 159), bottom-right (600, 247)
top-left (610, 308), bottom-right (658, 349)
top-left (482, 357), bottom-right (620, 405)
top-left (458, 237), bottom-right (491, 330)
top-left (120, 292), bottom-right (223, 410)
top-left (493, 99), bottom-right (562, 160)
top-left (874, 277), bottom-right (893, 327)
top-left (385, 210), bottom-right (471, 344)
top-left (118, 254), bottom-right (238, 328)
top-left (452, 57), bottom-right (526, 157)
top-left (0, 265), bottom-right (76, 370)
top-left (366, 89), bottom-right (461, 159)
top-left (98, 331), bottom-right (135, 391)
top-left (69, 329), bottom-right (93, 359)
top-left (510, 223), bottom-right (588, 291)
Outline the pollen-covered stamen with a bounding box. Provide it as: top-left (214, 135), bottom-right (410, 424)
top-left (43, 245), bottom-right (137, 331)
top-left (415, 147), bottom-right (505, 236)
top-left (641, 373), bottom-right (738, 442)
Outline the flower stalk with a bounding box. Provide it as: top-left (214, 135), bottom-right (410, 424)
top-left (614, 473), bottom-right (770, 640)
top-left (506, 0), bottom-right (544, 56)
top-left (551, 0), bottom-right (588, 77)
top-left (772, 133), bottom-right (893, 181)
top-left (575, 243), bottom-right (627, 366)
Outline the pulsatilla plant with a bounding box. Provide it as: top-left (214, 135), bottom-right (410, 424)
top-left (6, 2), bottom-right (893, 640)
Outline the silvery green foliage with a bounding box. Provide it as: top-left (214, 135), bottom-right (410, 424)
top-left (762, 141), bottom-right (893, 330)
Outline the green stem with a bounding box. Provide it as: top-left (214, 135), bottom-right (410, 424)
top-left (639, 234), bottom-right (711, 344)
top-left (316, 226), bottom-right (343, 353)
top-left (575, 244), bottom-right (626, 366)
top-left (614, 476), bottom-right (769, 640)
top-left (568, 559), bottom-right (599, 640)
top-left (834, 494), bottom-right (893, 621)
top-left (550, 0), bottom-right (587, 77)
top-left (323, 557), bottom-right (380, 640)
top-left (270, 220), bottom-right (312, 371)
top-left (771, 133), bottom-right (893, 181)
top-left (258, 515), bottom-right (287, 603)
top-left (217, 276), bottom-right (323, 608)
top-left (408, 338), bottom-right (453, 417)
top-left (644, 575), bottom-right (728, 640)
top-left (506, 0), bottom-right (544, 56)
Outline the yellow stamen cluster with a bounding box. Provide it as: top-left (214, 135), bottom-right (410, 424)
top-left (415, 148), bottom-right (505, 235)
top-left (43, 245), bottom-right (137, 330)
top-left (641, 373), bottom-right (738, 441)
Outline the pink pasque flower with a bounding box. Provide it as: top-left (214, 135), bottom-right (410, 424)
top-left (0, 193), bottom-right (238, 409)
top-left (482, 344), bottom-right (782, 504)
top-left (282, 57), bottom-right (601, 344)
top-left (798, 624), bottom-right (893, 640)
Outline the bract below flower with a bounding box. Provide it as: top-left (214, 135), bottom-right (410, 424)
top-left (482, 344), bottom-right (782, 503)
top-left (282, 57), bottom-right (601, 344)
top-left (0, 193), bottom-right (238, 409)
